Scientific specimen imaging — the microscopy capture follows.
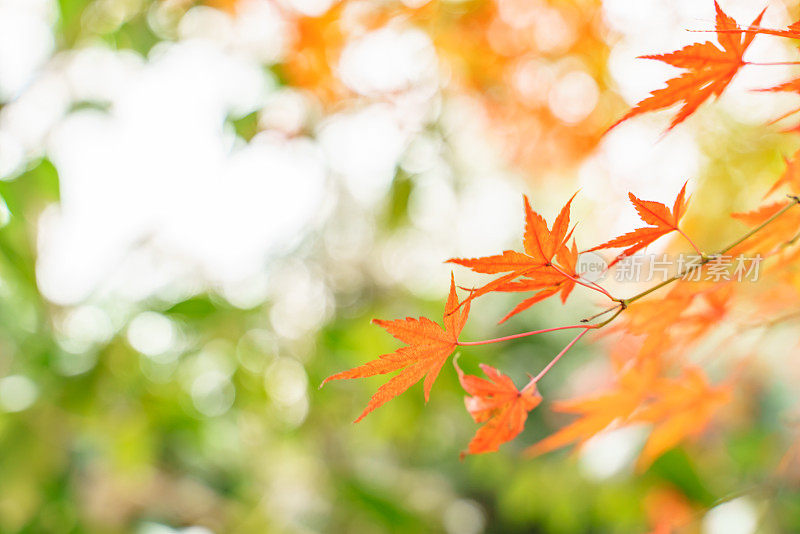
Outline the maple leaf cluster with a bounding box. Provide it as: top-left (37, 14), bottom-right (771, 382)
top-left (323, 0), bottom-right (800, 477)
top-left (324, 184), bottom-right (704, 459)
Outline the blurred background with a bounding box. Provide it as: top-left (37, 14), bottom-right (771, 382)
top-left (2, 0), bottom-right (800, 532)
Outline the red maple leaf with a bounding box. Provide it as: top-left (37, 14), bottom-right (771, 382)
top-left (322, 274), bottom-right (469, 422)
top-left (455, 358), bottom-right (541, 456)
top-left (611, 2), bottom-right (765, 131)
top-left (588, 182), bottom-right (689, 266)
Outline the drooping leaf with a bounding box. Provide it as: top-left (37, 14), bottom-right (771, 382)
top-left (623, 282), bottom-right (732, 351)
top-left (322, 273), bottom-right (470, 422)
top-left (528, 360), bottom-right (731, 470)
top-left (526, 358), bottom-right (659, 457)
top-left (455, 359), bottom-right (541, 456)
top-left (611, 2), bottom-right (765, 131)
top-left (632, 367), bottom-right (731, 469)
top-left (588, 182), bottom-right (689, 266)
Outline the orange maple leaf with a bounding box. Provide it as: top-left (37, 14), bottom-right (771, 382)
top-left (760, 19), bottom-right (800, 39)
top-left (447, 193), bottom-right (578, 311)
top-left (764, 151), bottom-right (800, 198)
top-left (455, 359), bottom-right (541, 456)
top-left (588, 182), bottom-right (689, 266)
top-left (731, 199), bottom-right (800, 256)
top-left (611, 2), bottom-right (764, 131)
top-left (757, 77), bottom-right (800, 95)
top-left (632, 367), bottom-right (731, 469)
top-left (754, 82), bottom-right (800, 127)
top-left (527, 362), bottom-right (730, 469)
top-left (731, 200), bottom-right (789, 226)
top-left (322, 274), bottom-right (469, 422)
top-left (620, 281), bottom-right (732, 355)
top-left (722, 17), bottom-right (800, 40)
top-left (493, 241), bottom-right (579, 323)
top-left (526, 358), bottom-right (659, 457)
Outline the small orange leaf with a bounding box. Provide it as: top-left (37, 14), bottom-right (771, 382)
top-left (322, 273), bottom-right (469, 422)
top-left (455, 359), bottom-right (541, 456)
top-left (524, 193), bottom-right (576, 262)
top-left (588, 182), bottom-right (689, 266)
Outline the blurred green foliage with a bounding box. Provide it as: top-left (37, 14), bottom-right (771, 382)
top-left (4, 155), bottom-right (800, 533)
top-left (2, 1), bottom-right (800, 533)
